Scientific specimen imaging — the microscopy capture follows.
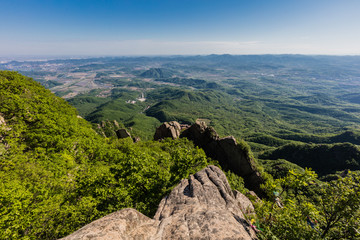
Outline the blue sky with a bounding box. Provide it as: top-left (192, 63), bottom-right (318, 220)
top-left (1, 0), bottom-right (360, 56)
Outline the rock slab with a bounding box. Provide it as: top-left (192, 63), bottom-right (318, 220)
top-left (61, 165), bottom-right (258, 240)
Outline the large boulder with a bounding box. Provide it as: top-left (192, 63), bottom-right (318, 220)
top-left (153, 121), bottom-right (181, 140)
top-left (61, 166), bottom-right (258, 240)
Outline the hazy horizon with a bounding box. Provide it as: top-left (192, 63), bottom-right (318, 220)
top-left (1, 0), bottom-right (360, 56)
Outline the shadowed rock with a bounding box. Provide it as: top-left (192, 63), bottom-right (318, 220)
top-left (60, 166), bottom-right (258, 240)
top-left (179, 121), bottom-right (265, 197)
top-left (116, 128), bottom-right (131, 139)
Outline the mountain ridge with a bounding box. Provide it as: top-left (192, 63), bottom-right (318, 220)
top-left (1, 71), bottom-right (360, 239)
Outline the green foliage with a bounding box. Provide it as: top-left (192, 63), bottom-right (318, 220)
top-left (69, 89), bottom-right (161, 140)
top-left (261, 142), bottom-right (360, 176)
top-left (140, 68), bottom-right (175, 78)
top-left (225, 170), bottom-right (247, 194)
top-left (0, 71), bottom-right (210, 239)
top-left (246, 134), bottom-right (292, 147)
top-left (67, 95), bottom-right (109, 117)
top-left (37, 79), bottom-right (63, 88)
top-left (124, 113), bottom-right (161, 141)
top-left (317, 172), bottom-right (360, 239)
top-left (154, 77), bottom-right (222, 90)
top-left (259, 159), bottom-right (305, 179)
top-left (256, 169), bottom-right (360, 240)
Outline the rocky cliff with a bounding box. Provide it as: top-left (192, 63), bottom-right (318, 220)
top-left (181, 121), bottom-right (265, 197)
top-left (154, 121), bottom-right (265, 197)
top-left (61, 166), bottom-right (258, 240)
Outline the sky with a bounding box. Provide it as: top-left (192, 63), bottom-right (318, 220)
top-left (1, 0), bottom-right (360, 56)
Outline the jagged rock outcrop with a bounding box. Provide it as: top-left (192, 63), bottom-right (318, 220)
top-left (153, 121), bottom-right (181, 140)
top-left (116, 128), bottom-right (131, 139)
top-left (61, 166), bottom-right (258, 240)
top-left (179, 121), bottom-right (265, 197)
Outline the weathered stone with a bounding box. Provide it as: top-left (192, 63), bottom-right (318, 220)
top-left (61, 166), bottom-right (258, 240)
top-left (153, 121), bottom-right (181, 140)
top-left (116, 129), bottom-right (131, 139)
top-left (180, 121), bottom-right (266, 197)
top-left (60, 209), bottom-right (157, 240)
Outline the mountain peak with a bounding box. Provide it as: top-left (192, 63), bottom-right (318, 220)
top-left (61, 165), bottom-right (258, 240)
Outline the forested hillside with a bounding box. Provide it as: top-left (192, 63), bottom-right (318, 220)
top-left (0, 71), bottom-right (219, 239)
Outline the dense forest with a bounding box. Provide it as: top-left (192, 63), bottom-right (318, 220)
top-left (1, 54), bottom-right (360, 239)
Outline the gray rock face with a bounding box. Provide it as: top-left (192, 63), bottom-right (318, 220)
top-left (61, 166), bottom-right (258, 240)
top-left (180, 121), bottom-right (265, 197)
top-left (153, 121), bottom-right (181, 140)
top-left (153, 165), bottom-right (258, 240)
